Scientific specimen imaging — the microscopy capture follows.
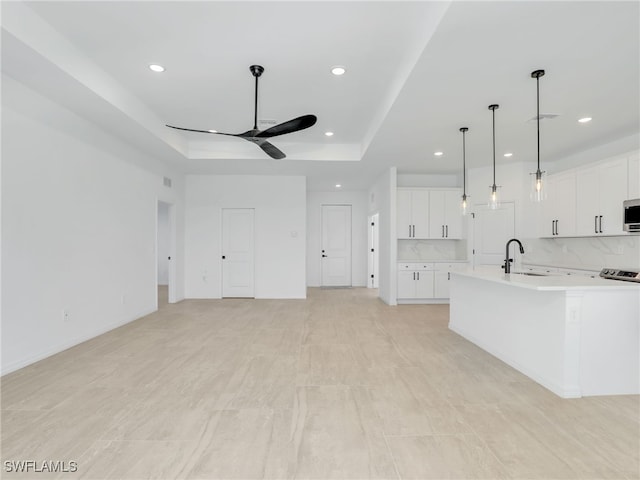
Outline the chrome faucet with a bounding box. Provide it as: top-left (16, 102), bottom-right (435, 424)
top-left (504, 238), bottom-right (525, 274)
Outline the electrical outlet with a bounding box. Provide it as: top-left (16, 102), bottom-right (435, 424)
top-left (62, 309), bottom-right (70, 322)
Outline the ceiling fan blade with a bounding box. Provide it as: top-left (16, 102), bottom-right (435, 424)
top-left (256, 115), bottom-right (317, 138)
top-left (256, 140), bottom-right (286, 159)
top-left (166, 125), bottom-right (236, 136)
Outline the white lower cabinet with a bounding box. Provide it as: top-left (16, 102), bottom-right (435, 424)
top-left (398, 262), bottom-right (467, 302)
top-left (397, 263), bottom-right (434, 300)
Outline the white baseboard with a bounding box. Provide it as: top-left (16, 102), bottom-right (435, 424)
top-left (1, 306), bottom-right (156, 376)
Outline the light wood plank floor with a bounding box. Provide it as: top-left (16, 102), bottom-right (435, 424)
top-left (2, 288), bottom-right (638, 479)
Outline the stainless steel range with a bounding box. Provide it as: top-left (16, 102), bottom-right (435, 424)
top-left (599, 268), bottom-right (640, 283)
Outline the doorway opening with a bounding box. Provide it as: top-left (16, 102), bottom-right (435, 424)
top-left (156, 200), bottom-right (176, 308)
top-left (321, 204), bottom-right (352, 287)
top-left (368, 213), bottom-right (379, 288)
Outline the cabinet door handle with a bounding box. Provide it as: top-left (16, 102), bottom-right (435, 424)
top-left (594, 215), bottom-right (598, 234)
top-left (446, 225), bottom-right (449, 238)
top-left (412, 272), bottom-right (415, 281)
top-left (413, 225), bottom-right (416, 237)
top-left (448, 272), bottom-right (450, 280)
top-left (556, 220), bottom-right (559, 236)
top-left (417, 272), bottom-right (420, 280)
top-left (551, 220), bottom-right (555, 236)
top-left (599, 215), bottom-right (603, 233)
top-left (442, 225), bottom-right (444, 238)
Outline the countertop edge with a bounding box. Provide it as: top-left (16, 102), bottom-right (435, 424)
top-left (452, 269), bottom-right (640, 291)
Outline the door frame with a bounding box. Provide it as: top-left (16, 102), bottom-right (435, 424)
top-left (156, 199), bottom-right (177, 307)
top-left (368, 212), bottom-right (380, 288)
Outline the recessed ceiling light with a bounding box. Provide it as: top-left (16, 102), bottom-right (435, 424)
top-left (325, 131), bottom-right (334, 137)
top-left (335, 184), bottom-right (342, 188)
top-left (149, 64), bottom-right (165, 73)
top-left (504, 152), bottom-right (513, 157)
top-left (434, 151), bottom-right (444, 156)
top-left (331, 66), bottom-right (346, 76)
top-left (578, 117), bottom-right (592, 123)
top-left (207, 129), bottom-right (217, 133)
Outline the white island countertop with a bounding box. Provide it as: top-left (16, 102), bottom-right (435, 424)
top-left (454, 266), bottom-right (640, 291)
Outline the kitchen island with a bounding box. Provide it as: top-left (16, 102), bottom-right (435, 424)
top-left (449, 267), bottom-right (640, 398)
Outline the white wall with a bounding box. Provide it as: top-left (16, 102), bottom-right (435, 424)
top-left (1, 76), bottom-right (186, 375)
top-left (184, 175), bottom-right (306, 299)
top-left (369, 167), bottom-right (397, 305)
top-left (306, 190), bottom-right (368, 287)
top-left (157, 202), bottom-right (170, 285)
top-left (548, 134), bottom-right (639, 172)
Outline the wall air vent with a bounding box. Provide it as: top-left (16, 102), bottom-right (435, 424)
top-left (163, 177), bottom-right (172, 188)
top-left (527, 113), bottom-right (559, 123)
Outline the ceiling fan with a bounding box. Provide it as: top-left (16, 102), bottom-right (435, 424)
top-left (166, 65), bottom-right (317, 159)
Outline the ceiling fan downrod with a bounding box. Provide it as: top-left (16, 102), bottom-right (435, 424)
top-left (250, 65), bottom-right (264, 130)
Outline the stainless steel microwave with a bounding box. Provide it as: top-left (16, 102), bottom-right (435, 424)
top-left (624, 198), bottom-right (640, 232)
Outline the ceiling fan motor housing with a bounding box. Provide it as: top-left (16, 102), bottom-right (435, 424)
top-left (250, 65), bottom-right (264, 77)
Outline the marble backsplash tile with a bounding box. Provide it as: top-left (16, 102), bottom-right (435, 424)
top-left (398, 239), bottom-right (467, 261)
top-left (522, 236), bottom-right (640, 270)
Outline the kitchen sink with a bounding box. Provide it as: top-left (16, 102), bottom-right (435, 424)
top-left (509, 272), bottom-right (547, 277)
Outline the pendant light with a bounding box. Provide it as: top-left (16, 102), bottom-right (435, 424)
top-left (488, 104), bottom-right (500, 210)
top-left (460, 127), bottom-right (470, 215)
top-left (530, 69), bottom-right (546, 202)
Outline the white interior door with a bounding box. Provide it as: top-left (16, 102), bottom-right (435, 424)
top-left (321, 205), bottom-right (352, 287)
top-left (473, 202), bottom-right (515, 267)
top-left (222, 208), bottom-right (255, 298)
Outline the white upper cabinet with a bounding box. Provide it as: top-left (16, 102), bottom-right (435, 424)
top-left (397, 190), bottom-right (413, 239)
top-left (540, 171), bottom-right (576, 237)
top-left (428, 189), bottom-right (463, 239)
top-left (397, 189), bottom-right (429, 239)
top-left (576, 157), bottom-right (628, 236)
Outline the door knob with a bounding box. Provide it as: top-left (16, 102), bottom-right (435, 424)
top-left (322, 254), bottom-right (327, 257)
top-left (222, 255), bottom-right (226, 259)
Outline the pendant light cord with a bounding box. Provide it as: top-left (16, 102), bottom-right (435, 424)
top-left (463, 130), bottom-right (466, 194)
top-left (492, 107), bottom-right (496, 186)
top-left (536, 75), bottom-right (540, 172)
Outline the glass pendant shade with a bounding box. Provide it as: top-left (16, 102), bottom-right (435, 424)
top-left (530, 169), bottom-right (547, 202)
top-left (488, 184), bottom-right (500, 210)
top-left (461, 193), bottom-right (469, 215)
